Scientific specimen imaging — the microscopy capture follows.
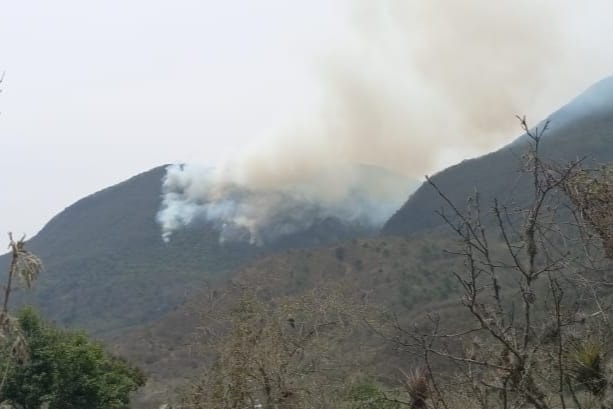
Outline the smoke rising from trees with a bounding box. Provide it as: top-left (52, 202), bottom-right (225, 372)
top-left (157, 0), bottom-right (613, 243)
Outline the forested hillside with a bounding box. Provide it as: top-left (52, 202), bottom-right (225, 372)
top-left (115, 233), bottom-right (465, 407)
top-left (2, 166), bottom-right (263, 334)
top-left (0, 165), bottom-right (412, 335)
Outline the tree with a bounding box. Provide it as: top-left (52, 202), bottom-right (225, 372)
top-left (383, 118), bottom-right (613, 408)
top-left (0, 233), bottom-right (43, 392)
top-left (561, 163), bottom-right (613, 258)
top-left (0, 233), bottom-right (145, 408)
top-left (180, 285), bottom-right (367, 409)
top-left (0, 307), bottom-right (146, 409)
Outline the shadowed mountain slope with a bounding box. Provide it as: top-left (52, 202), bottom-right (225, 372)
top-left (383, 77), bottom-right (613, 236)
top-left (6, 166), bottom-right (263, 335)
top-left (1, 165), bottom-right (413, 335)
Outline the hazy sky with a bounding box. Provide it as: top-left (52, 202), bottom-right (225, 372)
top-left (1, 0), bottom-right (613, 237)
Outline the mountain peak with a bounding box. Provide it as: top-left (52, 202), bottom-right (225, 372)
top-left (383, 77), bottom-right (613, 236)
top-left (550, 76), bottom-right (613, 126)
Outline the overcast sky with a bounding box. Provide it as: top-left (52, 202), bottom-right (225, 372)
top-left (1, 0), bottom-right (613, 238)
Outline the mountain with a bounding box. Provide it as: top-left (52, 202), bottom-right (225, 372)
top-left (118, 77), bottom-right (613, 407)
top-left (383, 77), bottom-right (613, 236)
top-left (0, 164), bottom-right (414, 335)
top-left (7, 166), bottom-right (262, 335)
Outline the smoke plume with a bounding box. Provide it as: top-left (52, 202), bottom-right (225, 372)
top-left (158, 163), bottom-right (414, 244)
top-left (158, 0), bottom-right (613, 243)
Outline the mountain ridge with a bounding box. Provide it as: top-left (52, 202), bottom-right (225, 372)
top-left (383, 81), bottom-right (613, 236)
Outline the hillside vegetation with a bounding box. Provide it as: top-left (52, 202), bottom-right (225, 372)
top-left (3, 166), bottom-right (263, 335)
top-left (1, 164), bottom-right (410, 335)
top-left (117, 232), bottom-right (525, 407)
top-left (1, 79), bottom-right (612, 408)
top-left (115, 108), bottom-right (613, 407)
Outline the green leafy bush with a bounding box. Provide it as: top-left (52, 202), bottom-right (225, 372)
top-left (0, 307), bottom-right (145, 409)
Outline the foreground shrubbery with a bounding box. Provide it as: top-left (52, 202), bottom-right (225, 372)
top-left (0, 307), bottom-right (146, 409)
top-left (0, 234), bottom-right (145, 409)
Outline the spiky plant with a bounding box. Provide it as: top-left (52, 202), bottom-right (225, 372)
top-left (401, 368), bottom-right (429, 409)
top-left (3, 233), bottom-right (42, 313)
top-left (569, 340), bottom-right (608, 396)
top-left (9, 234), bottom-right (42, 289)
top-left (0, 313), bottom-right (27, 361)
top-left (0, 233), bottom-right (43, 391)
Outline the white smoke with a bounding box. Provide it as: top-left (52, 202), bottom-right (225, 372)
top-left (157, 163), bottom-right (413, 244)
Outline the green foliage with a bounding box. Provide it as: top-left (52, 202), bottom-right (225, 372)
top-left (346, 381), bottom-right (401, 409)
top-left (0, 307), bottom-right (145, 409)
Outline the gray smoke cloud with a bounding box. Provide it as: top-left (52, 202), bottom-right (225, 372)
top-left (157, 0), bottom-right (613, 243)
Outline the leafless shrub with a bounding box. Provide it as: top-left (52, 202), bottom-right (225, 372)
top-left (382, 117), bottom-right (613, 409)
top-left (179, 285), bottom-right (367, 409)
